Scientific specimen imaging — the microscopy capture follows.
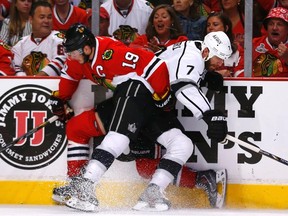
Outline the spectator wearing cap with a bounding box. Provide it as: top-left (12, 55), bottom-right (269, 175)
top-left (86, 7), bottom-right (110, 36)
top-left (252, 7), bottom-right (288, 77)
top-left (100, 7), bottom-right (110, 36)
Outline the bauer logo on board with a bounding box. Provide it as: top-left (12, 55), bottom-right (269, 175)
top-left (0, 84), bottom-right (66, 170)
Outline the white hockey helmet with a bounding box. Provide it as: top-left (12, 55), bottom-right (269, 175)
top-left (202, 31), bottom-right (232, 61)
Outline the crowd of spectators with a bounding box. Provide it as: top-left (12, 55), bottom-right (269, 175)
top-left (0, 0), bottom-right (287, 77)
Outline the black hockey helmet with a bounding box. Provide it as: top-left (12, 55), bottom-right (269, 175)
top-left (63, 23), bottom-right (96, 53)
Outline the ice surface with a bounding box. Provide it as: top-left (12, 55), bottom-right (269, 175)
top-left (1, 205), bottom-right (288, 216)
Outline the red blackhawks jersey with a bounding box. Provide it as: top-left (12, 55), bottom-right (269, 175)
top-left (52, 4), bottom-right (89, 33)
top-left (253, 36), bottom-right (288, 77)
top-left (59, 36), bottom-right (170, 100)
top-left (0, 41), bottom-right (14, 76)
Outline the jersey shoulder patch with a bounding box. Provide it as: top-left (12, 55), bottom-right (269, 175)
top-left (102, 49), bottom-right (114, 60)
top-left (145, 1), bottom-right (153, 9)
top-left (55, 32), bottom-right (65, 39)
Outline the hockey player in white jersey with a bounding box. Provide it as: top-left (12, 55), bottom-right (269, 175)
top-left (132, 31), bottom-right (232, 211)
top-left (157, 31), bottom-right (232, 121)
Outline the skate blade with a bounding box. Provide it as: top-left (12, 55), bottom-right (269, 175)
top-left (215, 169), bottom-right (227, 208)
top-left (66, 196), bottom-right (98, 212)
top-left (52, 194), bottom-right (68, 205)
top-left (132, 201), bottom-right (170, 212)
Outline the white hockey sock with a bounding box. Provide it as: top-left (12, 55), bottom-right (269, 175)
top-left (83, 159), bottom-right (107, 183)
top-left (149, 168), bottom-right (174, 191)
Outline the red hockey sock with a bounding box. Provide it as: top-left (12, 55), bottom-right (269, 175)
top-left (178, 166), bottom-right (197, 188)
top-left (67, 160), bottom-right (88, 177)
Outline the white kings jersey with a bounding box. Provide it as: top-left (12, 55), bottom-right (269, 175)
top-left (158, 41), bottom-right (211, 120)
top-left (101, 0), bottom-right (152, 35)
top-left (12, 30), bottom-right (66, 76)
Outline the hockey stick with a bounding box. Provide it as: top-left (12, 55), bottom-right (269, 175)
top-left (0, 115), bottom-right (59, 153)
top-left (224, 134), bottom-right (288, 166)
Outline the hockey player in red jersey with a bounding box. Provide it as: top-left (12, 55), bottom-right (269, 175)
top-left (49, 24), bottom-right (231, 212)
top-left (50, 23), bottom-right (194, 212)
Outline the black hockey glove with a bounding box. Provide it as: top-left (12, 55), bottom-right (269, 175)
top-left (49, 91), bottom-right (74, 122)
top-left (202, 110), bottom-right (228, 142)
top-left (153, 90), bottom-right (176, 112)
top-left (201, 71), bottom-right (224, 92)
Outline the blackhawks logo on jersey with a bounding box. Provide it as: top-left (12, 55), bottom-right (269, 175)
top-left (92, 74), bottom-right (115, 91)
top-left (102, 49), bottom-right (113, 60)
top-left (55, 32), bottom-right (65, 39)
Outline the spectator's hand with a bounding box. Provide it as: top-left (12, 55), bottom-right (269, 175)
top-left (202, 110), bottom-right (228, 142)
top-left (145, 36), bottom-right (165, 53)
top-left (277, 42), bottom-right (288, 62)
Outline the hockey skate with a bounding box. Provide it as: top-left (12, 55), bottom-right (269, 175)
top-left (132, 183), bottom-right (171, 212)
top-left (196, 169), bottom-right (227, 208)
top-left (65, 177), bottom-right (99, 212)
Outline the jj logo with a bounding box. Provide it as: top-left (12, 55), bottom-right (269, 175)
top-left (13, 111), bottom-right (47, 146)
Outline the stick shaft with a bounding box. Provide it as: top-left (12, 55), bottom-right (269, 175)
top-left (225, 135), bottom-right (288, 166)
top-left (0, 115), bottom-right (59, 153)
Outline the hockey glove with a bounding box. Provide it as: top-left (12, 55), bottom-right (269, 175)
top-left (202, 110), bottom-right (227, 142)
top-left (153, 90), bottom-right (176, 112)
top-left (49, 91), bottom-right (74, 122)
top-left (201, 71), bottom-right (224, 92)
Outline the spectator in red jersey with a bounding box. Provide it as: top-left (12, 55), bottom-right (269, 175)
top-left (52, 0), bottom-right (89, 33)
top-left (0, 40), bottom-right (15, 76)
top-left (253, 7), bottom-right (288, 77)
top-left (256, 0), bottom-right (288, 13)
top-left (0, 0), bottom-right (11, 26)
top-left (220, 0), bottom-right (244, 51)
top-left (130, 4), bottom-right (188, 52)
top-left (202, 0), bottom-right (221, 12)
